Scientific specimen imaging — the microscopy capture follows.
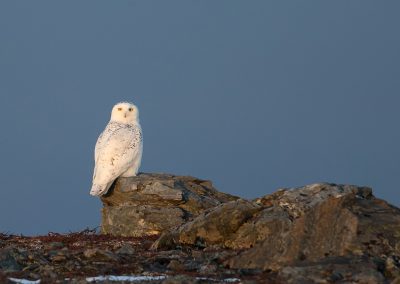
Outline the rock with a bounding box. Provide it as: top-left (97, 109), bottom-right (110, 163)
top-left (83, 248), bottom-right (119, 262)
top-left (199, 264), bottom-right (218, 274)
top-left (0, 247), bottom-right (22, 272)
top-left (100, 173), bottom-right (239, 236)
top-left (51, 254), bottom-right (67, 262)
top-left (153, 199), bottom-right (261, 249)
top-left (167, 259), bottom-right (184, 271)
top-left (115, 243), bottom-right (135, 255)
top-left (4, 176), bottom-right (400, 283)
top-left (276, 257), bottom-right (386, 284)
top-left (154, 183), bottom-right (400, 274)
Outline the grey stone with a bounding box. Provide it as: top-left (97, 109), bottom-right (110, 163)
top-left (115, 243), bottom-right (135, 255)
top-left (102, 205), bottom-right (185, 237)
top-left (0, 247), bottom-right (22, 272)
top-left (226, 183), bottom-right (400, 270)
top-left (277, 257), bottom-right (386, 284)
top-left (141, 181), bottom-right (183, 201)
top-left (153, 183), bottom-right (400, 273)
top-left (153, 199), bottom-right (261, 249)
top-left (100, 173), bottom-right (239, 236)
top-left (83, 248), bottom-right (119, 262)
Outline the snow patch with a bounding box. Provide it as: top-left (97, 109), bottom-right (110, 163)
top-left (196, 277), bottom-right (241, 282)
top-left (86, 275), bottom-right (167, 282)
top-left (9, 275), bottom-right (240, 283)
top-left (8, 278), bottom-right (41, 284)
top-left (222, 278), bottom-right (241, 283)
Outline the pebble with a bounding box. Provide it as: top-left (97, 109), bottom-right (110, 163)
top-left (115, 243), bottom-right (135, 255)
top-left (167, 259), bottom-right (184, 271)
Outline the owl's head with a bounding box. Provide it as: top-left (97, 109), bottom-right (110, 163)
top-left (110, 102), bottom-right (139, 125)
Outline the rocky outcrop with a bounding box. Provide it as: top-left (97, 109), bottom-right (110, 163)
top-left (154, 183), bottom-right (400, 273)
top-left (2, 177), bottom-right (400, 283)
top-left (100, 173), bottom-right (239, 237)
top-left (96, 174), bottom-right (400, 282)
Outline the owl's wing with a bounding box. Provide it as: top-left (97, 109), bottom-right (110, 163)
top-left (93, 126), bottom-right (140, 187)
top-left (94, 131), bottom-right (105, 163)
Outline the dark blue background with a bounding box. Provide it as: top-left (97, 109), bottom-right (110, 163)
top-left (1, 1), bottom-right (399, 235)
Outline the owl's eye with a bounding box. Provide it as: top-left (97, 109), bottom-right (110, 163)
top-left (117, 108), bottom-right (122, 111)
top-left (129, 108), bottom-right (133, 112)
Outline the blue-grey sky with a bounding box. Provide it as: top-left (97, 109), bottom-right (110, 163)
top-left (0, 1), bottom-right (399, 235)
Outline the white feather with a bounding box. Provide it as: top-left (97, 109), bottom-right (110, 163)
top-left (90, 102), bottom-right (143, 196)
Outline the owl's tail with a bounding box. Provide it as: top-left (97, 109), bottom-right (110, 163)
top-left (90, 182), bottom-right (113, 196)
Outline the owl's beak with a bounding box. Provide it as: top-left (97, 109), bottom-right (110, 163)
top-left (124, 112), bottom-right (127, 118)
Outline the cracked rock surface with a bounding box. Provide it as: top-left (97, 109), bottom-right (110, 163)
top-left (100, 173), bottom-right (239, 237)
top-left (153, 182), bottom-right (400, 282)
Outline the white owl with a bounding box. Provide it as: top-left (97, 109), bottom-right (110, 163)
top-left (90, 102), bottom-right (143, 196)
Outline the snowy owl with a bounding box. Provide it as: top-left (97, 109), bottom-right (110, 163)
top-left (90, 102), bottom-right (143, 196)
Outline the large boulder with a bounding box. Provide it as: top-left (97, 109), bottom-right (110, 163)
top-left (100, 173), bottom-right (239, 237)
top-left (154, 183), bottom-right (400, 272)
top-left (100, 175), bottom-right (400, 281)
